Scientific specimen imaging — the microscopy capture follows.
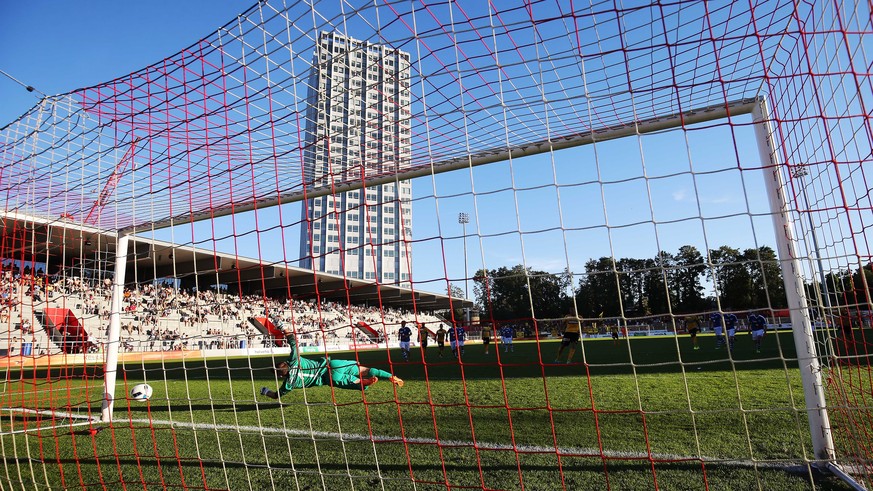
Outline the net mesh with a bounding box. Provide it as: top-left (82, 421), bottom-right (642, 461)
top-left (1, 1), bottom-right (794, 231)
top-left (0, 0), bottom-right (870, 490)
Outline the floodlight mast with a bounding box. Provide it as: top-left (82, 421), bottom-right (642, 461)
top-left (459, 212), bottom-right (469, 299)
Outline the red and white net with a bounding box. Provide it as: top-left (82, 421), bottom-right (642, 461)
top-left (0, 0), bottom-right (870, 489)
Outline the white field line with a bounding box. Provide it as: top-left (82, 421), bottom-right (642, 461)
top-left (2, 407), bottom-right (807, 471)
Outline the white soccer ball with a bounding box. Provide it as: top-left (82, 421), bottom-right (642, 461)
top-left (130, 383), bottom-right (153, 402)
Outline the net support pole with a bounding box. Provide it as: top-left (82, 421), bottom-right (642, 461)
top-left (752, 97), bottom-right (836, 464)
top-left (101, 234), bottom-right (130, 422)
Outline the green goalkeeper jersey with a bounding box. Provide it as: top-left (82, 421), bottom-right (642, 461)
top-left (278, 336), bottom-right (330, 395)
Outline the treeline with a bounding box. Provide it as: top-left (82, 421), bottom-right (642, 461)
top-left (472, 245), bottom-right (788, 321)
top-left (820, 265), bottom-right (873, 312)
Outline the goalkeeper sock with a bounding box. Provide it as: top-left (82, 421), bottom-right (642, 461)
top-left (368, 368), bottom-right (393, 379)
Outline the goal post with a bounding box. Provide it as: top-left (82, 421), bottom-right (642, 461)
top-left (752, 97), bottom-right (836, 464)
top-left (101, 233), bottom-right (129, 422)
top-left (122, 99), bottom-right (763, 236)
top-left (93, 94), bottom-right (850, 477)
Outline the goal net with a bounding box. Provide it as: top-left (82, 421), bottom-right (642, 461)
top-left (0, 1), bottom-right (870, 489)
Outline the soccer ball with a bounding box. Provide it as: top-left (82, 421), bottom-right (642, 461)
top-left (130, 383), bottom-right (153, 402)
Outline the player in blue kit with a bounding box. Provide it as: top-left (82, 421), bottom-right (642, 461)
top-left (711, 312), bottom-right (725, 350)
top-left (724, 312), bottom-right (738, 352)
top-left (500, 325), bottom-right (514, 353)
top-left (260, 328), bottom-right (403, 399)
top-left (398, 320), bottom-right (413, 361)
top-left (748, 313), bottom-right (768, 353)
top-left (449, 324), bottom-right (466, 359)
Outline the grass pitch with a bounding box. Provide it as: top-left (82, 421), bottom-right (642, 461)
top-left (0, 331), bottom-right (860, 490)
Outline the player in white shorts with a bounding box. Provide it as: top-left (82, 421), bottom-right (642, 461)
top-left (448, 324), bottom-right (466, 359)
top-left (710, 312), bottom-right (725, 349)
top-left (748, 313), bottom-right (768, 353)
top-left (397, 321), bottom-right (413, 361)
top-left (724, 313), bottom-right (738, 352)
top-left (500, 325), bottom-right (514, 352)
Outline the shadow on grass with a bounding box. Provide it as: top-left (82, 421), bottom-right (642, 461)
top-left (0, 454), bottom-right (807, 474)
top-left (0, 454), bottom-right (854, 491)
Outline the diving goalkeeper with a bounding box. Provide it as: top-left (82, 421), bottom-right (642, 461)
top-left (260, 328), bottom-right (404, 399)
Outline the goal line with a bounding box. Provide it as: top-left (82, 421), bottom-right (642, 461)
top-left (2, 406), bottom-right (811, 472)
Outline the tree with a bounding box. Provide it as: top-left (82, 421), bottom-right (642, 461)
top-left (474, 265), bottom-right (572, 321)
top-left (847, 263), bottom-right (873, 308)
top-left (616, 258), bottom-right (647, 316)
top-left (576, 257), bottom-right (621, 317)
top-left (672, 245), bottom-right (706, 312)
top-left (447, 283), bottom-right (465, 299)
top-left (644, 251), bottom-right (674, 316)
top-left (473, 268), bottom-right (494, 313)
top-left (745, 246), bottom-right (786, 308)
top-left (709, 246), bottom-right (752, 310)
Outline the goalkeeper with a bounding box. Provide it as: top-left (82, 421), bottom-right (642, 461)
top-left (260, 329), bottom-right (404, 399)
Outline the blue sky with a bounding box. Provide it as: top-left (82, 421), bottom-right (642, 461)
top-left (0, 1), bottom-right (779, 298)
top-left (0, 1), bottom-right (246, 124)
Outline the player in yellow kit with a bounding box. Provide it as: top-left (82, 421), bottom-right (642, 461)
top-left (481, 324), bottom-right (492, 355)
top-left (435, 325), bottom-right (447, 358)
top-left (554, 314), bottom-right (581, 364)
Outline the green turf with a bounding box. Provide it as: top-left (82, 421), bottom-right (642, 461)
top-left (0, 331), bottom-right (862, 490)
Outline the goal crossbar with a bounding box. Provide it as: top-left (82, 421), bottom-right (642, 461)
top-left (122, 97), bottom-right (761, 235)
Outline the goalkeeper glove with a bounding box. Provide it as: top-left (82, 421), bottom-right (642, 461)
top-left (260, 387), bottom-right (271, 396)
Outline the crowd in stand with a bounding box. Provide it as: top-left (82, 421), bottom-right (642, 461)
top-left (0, 265), bottom-right (446, 356)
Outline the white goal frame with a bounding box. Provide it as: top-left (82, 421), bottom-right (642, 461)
top-left (99, 96), bottom-right (841, 477)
